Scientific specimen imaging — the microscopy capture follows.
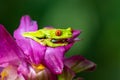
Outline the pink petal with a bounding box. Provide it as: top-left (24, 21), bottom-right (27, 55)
top-left (14, 15), bottom-right (45, 64)
top-left (58, 66), bottom-right (75, 80)
top-left (0, 65), bottom-right (25, 80)
top-left (64, 43), bottom-right (74, 53)
top-left (68, 30), bottom-right (81, 42)
top-left (16, 39), bottom-right (46, 64)
top-left (64, 55), bottom-right (96, 73)
top-left (44, 47), bottom-right (66, 74)
top-left (0, 24), bottom-right (24, 67)
top-left (14, 15), bottom-right (38, 40)
top-left (36, 68), bottom-right (57, 80)
top-left (19, 64), bottom-right (57, 80)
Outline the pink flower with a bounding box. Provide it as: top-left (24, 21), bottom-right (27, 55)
top-left (0, 15), bottom-right (96, 80)
top-left (14, 15), bottom-right (81, 74)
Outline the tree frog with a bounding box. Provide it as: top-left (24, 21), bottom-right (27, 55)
top-left (22, 27), bottom-right (72, 47)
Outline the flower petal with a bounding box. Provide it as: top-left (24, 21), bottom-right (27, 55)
top-left (68, 30), bottom-right (81, 42)
top-left (58, 66), bottom-right (75, 80)
top-left (36, 68), bottom-right (57, 80)
top-left (0, 67), bottom-right (3, 73)
top-left (28, 40), bottom-right (46, 64)
top-left (44, 47), bottom-right (66, 74)
top-left (0, 65), bottom-right (25, 80)
top-left (18, 62), bottom-right (30, 77)
top-left (19, 64), bottom-right (57, 80)
top-left (16, 39), bottom-right (46, 64)
top-left (0, 25), bottom-right (24, 67)
top-left (14, 15), bottom-right (38, 39)
top-left (72, 30), bottom-right (81, 39)
top-left (13, 15), bottom-right (45, 64)
top-left (65, 30), bottom-right (81, 52)
top-left (64, 43), bottom-right (74, 53)
top-left (64, 55), bottom-right (96, 73)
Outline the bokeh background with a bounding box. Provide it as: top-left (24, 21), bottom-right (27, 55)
top-left (0, 0), bottom-right (120, 80)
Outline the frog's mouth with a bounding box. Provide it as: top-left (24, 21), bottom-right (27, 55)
top-left (50, 39), bottom-right (68, 43)
top-left (35, 38), bottom-right (69, 47)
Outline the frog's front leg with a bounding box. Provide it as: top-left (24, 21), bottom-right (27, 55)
top-left (22, 30), bottom-right (46, 46)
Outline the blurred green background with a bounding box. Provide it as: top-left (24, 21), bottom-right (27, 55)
top-left (0, 0), bottom-right (120, 80)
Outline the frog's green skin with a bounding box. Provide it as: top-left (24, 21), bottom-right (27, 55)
top-left (22, 27), bottom-right (72, 47)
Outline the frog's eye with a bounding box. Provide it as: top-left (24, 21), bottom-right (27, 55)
top-left (55, 30), bottom-right (62, 36)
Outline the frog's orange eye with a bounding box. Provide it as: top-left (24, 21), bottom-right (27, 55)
top-left (55, 30), bottom-right (62, 36)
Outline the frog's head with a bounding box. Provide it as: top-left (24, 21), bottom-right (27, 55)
top-left (22, 27), bottom-right (73, 47)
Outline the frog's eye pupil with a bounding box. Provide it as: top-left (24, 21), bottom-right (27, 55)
top-left (55, 30), bottom-right (62, 36)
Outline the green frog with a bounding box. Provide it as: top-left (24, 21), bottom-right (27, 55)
top-left (22, 27), bottom-right (72, 47)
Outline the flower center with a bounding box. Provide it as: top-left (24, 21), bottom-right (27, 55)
top-left (1, 70), bottom-right (8, 80)
top-left (32, 64), bottom-right (45, 72)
